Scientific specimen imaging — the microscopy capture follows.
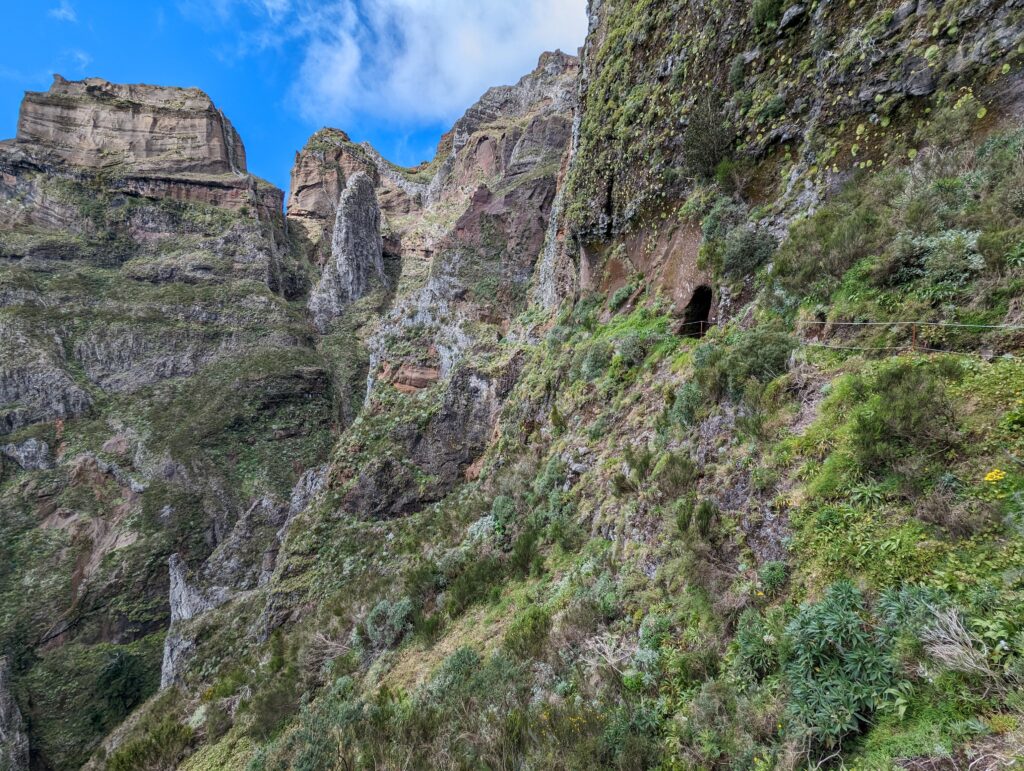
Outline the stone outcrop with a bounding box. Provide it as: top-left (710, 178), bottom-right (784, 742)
top-left (160, 466), bottom-right (327, 687)
top-left (342, 357), bottom-right (522, 519)
top-left (16, 75), bottom-right (246, 175)
top-left (286, 130), bottom-right (382, 256)
top-left (0, 658), bottom-right (28, 771)
top-left (307, 171), bottom-right (385, 332)
top-left (2, 75), bottom-right (282, 217)
top-left (1, 437), bottom-right (54, 471)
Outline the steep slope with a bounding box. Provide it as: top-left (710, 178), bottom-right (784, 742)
top-left (0, 77), bottom-right (329, 770)
top-left (6, 1), bottom-right (1024, 768)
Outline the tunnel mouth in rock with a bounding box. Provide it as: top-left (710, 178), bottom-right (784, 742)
top-left (681, 285), bottom-right (712, 337)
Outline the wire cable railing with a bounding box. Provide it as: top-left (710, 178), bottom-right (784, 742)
top-left (672, 318), bottom-right (1024, 356)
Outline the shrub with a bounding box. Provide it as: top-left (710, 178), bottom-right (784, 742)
top-left (669, 381), bottom-right (704, 427)
top-left (609, 284), bottom-right (635, 311)
top-left (678, 498), bottom-right (719, 538)
top-left (695, 325), bottom-right (794, 401)
top-left (248, 676), bottom-right (300, 740)
top-left (728, 54), bottom-right (746, 91)
top-left (106, 720), bottom-right (193, 771)
top-left (581, 341), bottom-right (613, 381)
top-left (772, 186), bottom-right (888, 295)
top-left (510, 526), bottom-right (543, 577)
top-left (757, 95), bottom-right (787, 123)
top-left (653, 451), bottom-right (698, 498)
top-left (849, 361), bottom-right (960, 477)
top-left (751, 0), bottom-right (783, 28)
top-left (616, 333), bottom-right (652, 367)
top-left (758, 560), bottom-right (788, 596)
top-left (503, 606), bottom-right (553, 659)
top-left (733, 609), bottom-right (780, 684)
top-left (722, 226), bottom-right (777, 279)
top-left (363, 598), bottom-right (413, 652)
top-left (98, 649), bottom-right (152, 714)
top-left (783, 582), bottom-right (895, 752)
top-left (612, 444), bottom-right (657, 496)
top-left (919, 229), bottom-right (985, 287)
top-left (702, 197), bottom-right (746, 243)
top-left (446, 555), bottom-right (504, 616)
top-left (683, 99), bottom-right (735, 181)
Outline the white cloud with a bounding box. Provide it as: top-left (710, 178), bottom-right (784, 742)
top-left (199, 0), bottom-right (587, 125)
top-left (291, 0), bottom-right (587, 124)
top-left (48, 1), bottom-right (77, 22)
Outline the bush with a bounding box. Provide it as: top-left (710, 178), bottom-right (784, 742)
top-left (701, 197), bottom-right (746, 243)
top-left (728, 54), bottom-right (745, 91)
top-left (106, 720), bottom-right (193, 771)
top-left (612, 444), bottom-right (657, 496)
top-left (849, 361), bottom-right (960, 477)
top-left (669, 381), bottom-right (703, 427)
top-left (919, 229), bottom-right (985, 287)
top-left (609, 284), bottom-right (635, 311)
top-left (363, 598), bottom-right (413, 652)
top-left (678, 498), bottom-right (718, 538)
top-left (756, 95), bottom-right (786, 123)
top-left (248, 676), bottom-right (300, 740)
top-left (694, 326), bottom-right (794, 401)
top-left (683, 99), bottom-right (735, 181)
top-left (580, 341), bottom-right (613, 381)
top-left (446, 554), bottom-right (504, 616)
top-left (616, 333), bottom-right (653, 367)
top-left (653, 451), bottom-right (698, 498)
top-left (503, 606), bottom-right (552, 659)
top-left (751, 0), bottom-right (783, 27)
top-left (722, 226), bottom-right (777, 279)
top-left (783, 582), bottom-right (895, 752)
top-left (733, 609), bottom-right (780, 684)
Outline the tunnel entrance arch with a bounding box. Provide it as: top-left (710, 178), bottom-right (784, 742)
top-left (681, 285), bottom-right (712, 337)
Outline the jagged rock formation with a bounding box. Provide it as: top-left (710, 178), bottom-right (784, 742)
top-left (6, 3), bottom-right (1024, 767)
top-left (307, 172), bottom-right (385, 332)
top-left (1, 437), bottom-right (54, 471)
top-left (0, 659), bottom-right (28, 771)
top-left (0, 77), bottom-right (332, 769)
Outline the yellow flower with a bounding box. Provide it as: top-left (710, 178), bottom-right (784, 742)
top-left (985, 468), bottom-right (1007, 483)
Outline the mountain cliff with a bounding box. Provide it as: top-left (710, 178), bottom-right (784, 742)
top-left (3, 1), bottom-right (1024, 768)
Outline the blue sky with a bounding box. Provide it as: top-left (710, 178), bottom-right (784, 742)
top-left (0, 0), bottom-right (587, 195)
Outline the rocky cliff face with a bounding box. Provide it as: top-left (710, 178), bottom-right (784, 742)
top-left (7, 3), bottom-right (1024, 768)
top-left (0, 659), bottom-right (28, 771)
top-left (17, 75), bottom-right (247, 175)
top-left (0, 77), bottom-right (330, 770)
top-left (307, 171), bottom-right (385, 332)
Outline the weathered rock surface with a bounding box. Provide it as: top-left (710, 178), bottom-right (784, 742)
top-left (0, 74), bottom-right (331, 767)
top-left (16, 75), bottom-right (246, 175)
top-left (342, 357), bottom-right (522, 519)
top-left (0, 659), bottom-right (28, 771)
top-left (308, 171), bottom-right (385, 332)
top-left (1, 437), bottom-right (54, 471)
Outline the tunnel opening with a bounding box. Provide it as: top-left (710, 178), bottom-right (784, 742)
top-left (681, 285), bottom-right (712, 337)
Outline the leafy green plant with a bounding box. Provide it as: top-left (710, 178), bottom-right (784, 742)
top-left (728, 54), bottom-right (746, 91)
top-left (783, 582), bottom-right (895, 752)
top-left (751, 0), bottom-right (783, 28)
top-left (849, 361), bottom-right (960, 478)
top-left (758, 561), bottom-right (788, 596)
top-left (106, 720), bottom-right (193, 771)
